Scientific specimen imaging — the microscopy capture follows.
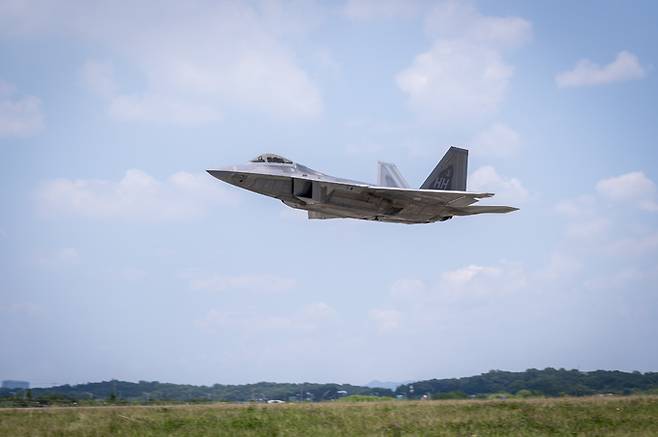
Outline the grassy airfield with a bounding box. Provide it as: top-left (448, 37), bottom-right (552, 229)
top-left (1, 396), bottom-right (657, 436)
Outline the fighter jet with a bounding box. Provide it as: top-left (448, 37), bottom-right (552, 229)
top-left (207, 147), bottom-right (517, 224)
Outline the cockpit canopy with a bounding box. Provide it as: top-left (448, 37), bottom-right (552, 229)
top-left (250, 153), bottom-right (293, 164)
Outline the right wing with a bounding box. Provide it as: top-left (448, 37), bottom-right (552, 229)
top-left (318, 179), bottom-right (494, 207)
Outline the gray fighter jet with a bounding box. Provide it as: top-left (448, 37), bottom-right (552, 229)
top-left (207, 147), bottom-right (518, 224)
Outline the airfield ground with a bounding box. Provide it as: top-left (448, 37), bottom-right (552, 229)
top-left (1, 395), bottom-right (657, 436)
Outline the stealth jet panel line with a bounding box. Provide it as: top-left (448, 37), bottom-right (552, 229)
top-left (207, 147), bottom-right (518, 224)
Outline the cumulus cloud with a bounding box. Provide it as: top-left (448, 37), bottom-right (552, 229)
top-left (439, 262), bottom-right (526, 296)
top-left (82, 60), bottom-right (222, 124)
top-left (383, 261), bottom-right (528, 329)
top-left (605, 232), bottom-right (658, 257)
top-left (557, 173), bottom-right (658, 245)
top-left (423, 0), bottom-right (532, 49)
top-left (197, 309), bottom-right (294, 333)
top-left (343, 0), bottom-right (420, 20)
top-left (397, 41), bottom-right (513, 120)
top-left (541, 252), bottom-right (583, 280)
top-left (584, 268), bottom-right (646, 291)
top-left (556, 51), bottom-right (646, 88)
top-left (37, 247), bottom-right (80, 269)
top-left (396, 0), bottom-right (531, 121)
top-left (389, 263), bottom-right (528, 305)
top-left (81, 60), bottom-right (117, 98)
top-left (441, 264), bottom-right (500, 287)
top-left (301, 302), bottom-right (337, 321)
top-left (197, 301), bottom-right (336, 333)
top-left (368, 308), bottom-right (401, 333)
top-left (565, 218), bottom-right (611, 240)
top-left (471, 123), bottom-right (521, 157)
top-left (469, 166), bottom-right (528, 203)
top-left (390, 278), bottom-right (428, 299)
top-left (596, 171), bottom-right (658, 211)
top-left (190, 274), bottom-right (297, 294)
top-left (555, 195), bottom-right (597, 219)
top-left (560, 173), bottom-right (658, 267)
top-left (0, 79), bottom-right (43, 137)
top-left (4, 1), bottom-right (322, 123)
top-left (37, 169), bottom-right (236, 221)
top-left (0, 302), bottom-right (44, 317)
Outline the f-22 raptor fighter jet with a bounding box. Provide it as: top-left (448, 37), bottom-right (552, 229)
top-left (208, 147), bottom-right (517, 224)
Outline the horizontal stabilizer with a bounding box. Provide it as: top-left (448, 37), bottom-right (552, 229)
top-left (308, 211), bottom-right (343, 220)
top-left (448, 205), bottom-right (519, 216)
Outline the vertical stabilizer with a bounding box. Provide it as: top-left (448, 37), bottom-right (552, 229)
top-left (377, 162), bottom-right (409, 188)
top-left (420, 146), bottom-right (468, 191)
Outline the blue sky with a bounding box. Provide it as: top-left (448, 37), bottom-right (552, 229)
top-left (1, 0), bottom-right (657, 387)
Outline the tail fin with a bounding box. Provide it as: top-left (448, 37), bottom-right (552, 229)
top-left (377, 161), bottom-right (409, 188)
top-left (420, 146), bottom-right (468, 191)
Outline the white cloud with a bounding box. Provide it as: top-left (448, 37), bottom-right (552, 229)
top-left (343, 0), bottom-right (420, 20)
top-left (541, 252), bottom-right (582, 280)
top-left (300, 302), bottom-right (337, 322)
top-left (551, 172), bottom-right (658, 292)
top-left (441, 264), bottom-right (500, 287)
top-left (424, 0), bottom-right (532, 49)
top-left (382, 262), bottom-right (527, 328)
top-left (555, 195), bottom-right (597, 219)
top-left (584, 268), bottom-right (645, 290)
top-left (439, 262), bottom-right (526, 296)
top-left (4, 2), bottom-right (323, 123)
top-left (119, 267), bottom-right (147, 281)
top-left (471, 123), bottom-right (521, 157)
top-left (469, 166), bottom-right (528, 203)
top-left (81, 60), bottom-right (117, 98)
top-left (37, 169), bottom-right (236, 221)
top-left (37, 247), bottom-right (80, 269)
top-left (82, 60), bottom-right (222, 124)
top-left (0, 302), bottom-right (44, 317)
top-left (390, 278), bottom-right (427, 299)
top-left (0, 79), bottom-right (43, 137)
top-left (565, 218), bottom-right (611, 240)
top-left (556, 51), bottom-right (646, 88)
top-left (606, 232), bottom-right (658, 257)
top-left (396, 0), bottom-right (531, 121)
top-left (596, 171), bottom-right (658, 211)
top-left (196, 309), bottom-right (294, 333)
top-left (190, 274), bottom-right (296, 294)
top-left (368, 308), bottom-right (401, 333)
top-left (197, 301), bottom-right (336, 334)
top-left (397, 41), bottom-right (513, 120)
top-left (107, 93), bottom-right (222, 125)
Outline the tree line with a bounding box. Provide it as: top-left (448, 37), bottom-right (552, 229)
top-left (395, 368), bottom-right (658, 399)
top-left (2, 368), bottom-right (657, 405)
top-left (0, 380), bottom-right (392, 404)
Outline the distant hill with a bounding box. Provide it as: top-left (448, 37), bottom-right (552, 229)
top-left (366, 380), bottom-right (411, 391)
top-left (395, 368), bottom-right (658, 399)
top-left (0, 380), bottom-right (392, 402)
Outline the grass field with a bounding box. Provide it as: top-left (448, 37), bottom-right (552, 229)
top-left (1, 396), bottom-right (657, 436)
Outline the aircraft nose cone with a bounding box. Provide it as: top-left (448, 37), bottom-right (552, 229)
top-left (207, 169), bottom-right (232, 182)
